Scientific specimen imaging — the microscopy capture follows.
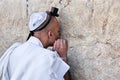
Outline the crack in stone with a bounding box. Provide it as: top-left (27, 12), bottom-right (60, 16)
top-left (26, 0), bottom-right (29, 17)
top-left (102, 1), bottom-right (113, 35)
top-left (59, 0), bottom-right (71, 8)
top-left (91, 0), bottom-right (94, 18)
top-left (64, 0), bottom-right (71, 8)
top-left (59, 0), bottom-right (62, 4)
top-left (86, 0), bottom-right (95, 20)
top-left (102, 17), bottom-right (108, 34)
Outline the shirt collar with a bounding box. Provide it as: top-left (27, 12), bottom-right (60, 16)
top-left (27, 36), bottom-right (44, 48)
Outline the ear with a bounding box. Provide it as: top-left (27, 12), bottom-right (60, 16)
top-left (48, 31), bottom-right (53, 38)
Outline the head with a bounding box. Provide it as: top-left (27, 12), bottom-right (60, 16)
top-left (28, 7), bottom-right (60, 48)
top-left (44, 16), bottom-right (60, 46)
top-left (34, 16), bottom-right (60, 48)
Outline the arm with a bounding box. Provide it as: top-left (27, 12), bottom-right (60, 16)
top-left (62, 57), bottom-right (71, 80)
top-left (53, 39), bottom-right (71, 80)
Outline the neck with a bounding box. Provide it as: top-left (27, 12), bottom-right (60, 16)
top-left (34, 34), bottom-right (48, 48)
top-left (39, 37), bottom-right (48, 48)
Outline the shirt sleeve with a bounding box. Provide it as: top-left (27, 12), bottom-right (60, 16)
top-left (50, 51), bottom-right (70, 80)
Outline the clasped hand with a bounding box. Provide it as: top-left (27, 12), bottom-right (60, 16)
top-left (52, 39), bottom-right (68, 61)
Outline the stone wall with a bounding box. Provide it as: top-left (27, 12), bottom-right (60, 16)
top-left (0, 0), bottom-right (120, 80)
top-left (0, 0), bottom-right (28, 56)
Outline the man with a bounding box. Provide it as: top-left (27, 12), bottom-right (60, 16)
top-left (0, 7), bottom-right (71, 80)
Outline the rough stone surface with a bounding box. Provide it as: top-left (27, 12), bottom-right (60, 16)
top-left (0, 0), bottom-right (28, 56)
top-left (1, 0), bottom-right (120, 80)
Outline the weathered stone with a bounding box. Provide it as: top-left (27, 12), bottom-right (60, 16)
top-left (0, 0), bottom-right (28, 56)
top-left (1, 0), bottom-right (120, 80)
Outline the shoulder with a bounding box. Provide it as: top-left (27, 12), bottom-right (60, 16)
top-left (34, 47), bottom-right (58, 58)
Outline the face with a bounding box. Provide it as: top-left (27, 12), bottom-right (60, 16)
top-left (48, 17), bottom-right (60, 46)
top-left (53, 19), bottom-right (60, 40)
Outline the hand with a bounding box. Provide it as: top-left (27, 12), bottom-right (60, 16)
top-left (53, 39), bottom-right (70, 80)
top-left (53, 39), bottom-right (68, 61)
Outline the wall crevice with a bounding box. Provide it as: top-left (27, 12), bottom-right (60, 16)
top-left (26, 0), bottom-right (29, 18)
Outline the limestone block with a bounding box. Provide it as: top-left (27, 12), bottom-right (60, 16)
top-left (0, 0), bottom-right (28, 56)
top-left (1, 0), bottom-right (120, 80)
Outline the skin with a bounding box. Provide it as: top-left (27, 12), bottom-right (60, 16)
top-left (34, 16), bottom-right (60, 48)
top-left (34, 16), bottom-right (71, 80)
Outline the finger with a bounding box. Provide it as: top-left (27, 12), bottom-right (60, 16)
top-left (63, 39), bottom-right (68, 50)
top-left (53, 40), bottom-right (57, 51)
top-left (63, 40), bottom-right (65, 47)
top-left (60, 39), bottom-right (63, 49)
top-left (64, 40), bottom-right (68, 46)
top-left (55, 39), bottom-right (60, 50)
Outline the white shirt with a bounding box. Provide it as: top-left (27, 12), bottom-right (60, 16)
top-left (7, 36), bottom-right (70, 80)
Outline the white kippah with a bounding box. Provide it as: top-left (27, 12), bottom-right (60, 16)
top-left (29, 12), bottom-right (47, 31)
